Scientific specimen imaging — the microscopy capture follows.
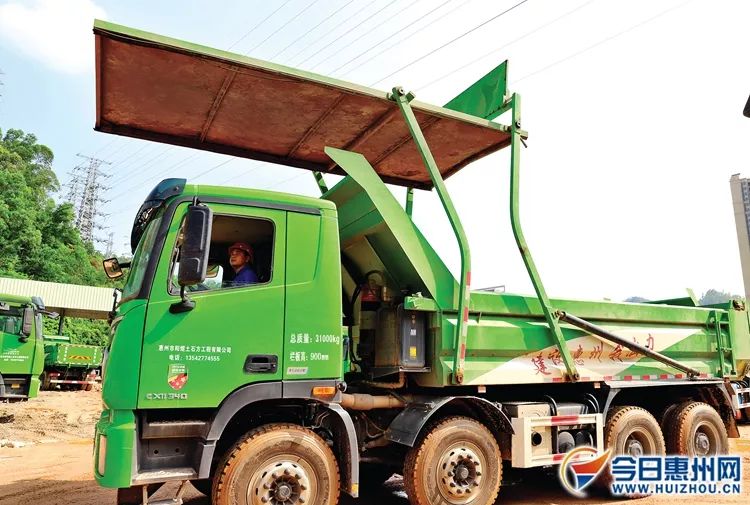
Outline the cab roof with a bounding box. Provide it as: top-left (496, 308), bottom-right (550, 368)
top-left (94, 20), bottom-right (512, 190)
top-left (183, 183), bottom-right (336, 212)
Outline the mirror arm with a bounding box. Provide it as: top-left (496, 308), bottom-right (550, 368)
top-left (169, 286), bottom-right (196, 314)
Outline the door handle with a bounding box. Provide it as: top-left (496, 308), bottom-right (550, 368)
top-left (244, 354), bottom-right (278, 374)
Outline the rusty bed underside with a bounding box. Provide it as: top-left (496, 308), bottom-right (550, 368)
top-left (94, 20), bottom-right (511, 189)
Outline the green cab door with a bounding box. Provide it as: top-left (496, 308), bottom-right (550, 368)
top-left (138, 202), bottom-right (286, 409)
top-left (0, 306), bottom-right (38, 375)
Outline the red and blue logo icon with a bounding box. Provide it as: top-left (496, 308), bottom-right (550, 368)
top-left (558, 447), bottom-right (612, 497)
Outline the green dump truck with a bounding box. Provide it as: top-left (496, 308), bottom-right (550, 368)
top-left (92, 21), bottom-right (750, 505)
top-left (0, 294), bottom-right (47, 401)
top-left (42, 335), bottom-right (102, 391)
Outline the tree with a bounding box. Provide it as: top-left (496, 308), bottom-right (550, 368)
top-left (624, 296), bottom-right (650, 303)
top-left (699, 289), bottom-right (740, 306)
top-left (0, 127), bottom-right (111, 344)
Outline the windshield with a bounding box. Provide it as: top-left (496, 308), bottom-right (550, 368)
top-left (0, 306), bottom-right (23, 336)
top-left (122, 212), bottom-right (163, 301)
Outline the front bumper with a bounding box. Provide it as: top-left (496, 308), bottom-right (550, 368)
top-left (94, 408), bottom-right (136, 488)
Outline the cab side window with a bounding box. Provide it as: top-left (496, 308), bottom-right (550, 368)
top-left (170, 213), bottom-right (274, 293)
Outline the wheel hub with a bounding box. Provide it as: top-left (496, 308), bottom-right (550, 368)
top-left (625, 437), bottom-right (644, 457)
top-left (438, 446), bottom-right (483, 503)
top-left (251, 461), bottom-right (311, 505)
top-left (695, 431), bottom-right (711, 455)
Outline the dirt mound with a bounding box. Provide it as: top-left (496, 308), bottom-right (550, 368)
top-left (0, 390), bottom-right (102, 445)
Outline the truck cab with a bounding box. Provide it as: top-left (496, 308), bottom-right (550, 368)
top-left (0, 294), bottom-right (46, 401)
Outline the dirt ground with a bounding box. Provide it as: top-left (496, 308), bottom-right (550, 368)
top-left (1, 391), bottom-right (749, 505)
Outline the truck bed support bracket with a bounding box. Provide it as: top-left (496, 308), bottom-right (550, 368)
top-left (390, 87), bottom-right (472, 384)
top-left (506, 93), bottom-right (578, 381)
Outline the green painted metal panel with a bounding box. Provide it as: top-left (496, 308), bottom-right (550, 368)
top-left (0, 295), bottom-right (44, 398)
top-left (138, 202), bottom-right (287, 409)
top-left (45, 341), bottom-right (103, 367)
top-left (102, 299), bottom-right (147, 409)
top-left (323, 147), bottom-right (458, 309)
top-left (443, 61), bottom-right (508, 120)
top-left (283, 211), bottom-right (344, 380)
top-left (94, 408), bottom-right (136, 488)
top-left (415, 291), bottom-right (747, 387)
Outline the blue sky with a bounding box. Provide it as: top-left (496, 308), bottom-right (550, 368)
top-left (2, 0), bottom-right (750, 301)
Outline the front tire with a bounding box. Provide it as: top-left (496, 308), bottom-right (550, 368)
top-left (404, 416), bottom-right (502, 505)
top-left (212, 423), bottom-right (340, 505)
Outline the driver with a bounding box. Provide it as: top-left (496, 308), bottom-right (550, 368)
top-left (228, 242), bottom-right (258, 286)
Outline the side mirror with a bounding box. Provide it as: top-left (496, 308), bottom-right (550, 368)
top-left (744, 95), bottom-right (750, 118)
top-left (103, 257), bottom-right (124, 279)
top-left (171, 204), bottom-right (213, 314)
top-left (177, 204), bottom-right (213, 287)
top-left (20, 307), bottom-right (34, 341)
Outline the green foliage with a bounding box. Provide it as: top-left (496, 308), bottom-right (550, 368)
top-left (0, 127), bottom-right (113, 345)
top-left (43, 316), bottom-right (109, 347)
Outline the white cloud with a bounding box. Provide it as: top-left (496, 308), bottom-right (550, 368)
top-left (0, 0), bottom-right (106, 74)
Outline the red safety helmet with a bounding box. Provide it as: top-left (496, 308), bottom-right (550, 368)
top-left (228, 242), bottom-right (254, 263)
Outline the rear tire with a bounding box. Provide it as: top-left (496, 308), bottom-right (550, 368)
top-left (604, 406), bottom-right (665, 456)
top-left (596, 406), bottom-right (665, 496)
top-left (40, 372), bottom-right (51, 391)
top-left (404, 416), bottom-right (501, 505)
top-left (212, 423), bottom-right (340, 505)
top-left (666, 402), bottom-right (728, 456)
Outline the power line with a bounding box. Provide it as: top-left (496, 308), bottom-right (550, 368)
top-left (286, 1), bottom-right (379, 65)
top-left (269, 0), bottom-right (357, 60)
top-left (245, 0), bottom-right (323, 55)
top-left (107, 152), bottom-right (201, 204)
top-left (228, 0), bottom-right (294, 50)
top-left (513, 0), bottom-right (692, 85)
top-left (106, 142), bottom-right (162, 186)
top-left (91, 137), bottom-right (118, 157)
top-left (416, 0), bottom-right (597, 91)
top-left (308, 0), bottom-right (421, 71)
top-left (372, 0), bottom-right (529, 85)
top-left (220, 162), bottom-right (262, 185)
top-left (343, 0), bottom-right (473, 79)
top-left (329, 0), bottom-right (455, 75)
top-left (303, 0), bottom-right (401, 69)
